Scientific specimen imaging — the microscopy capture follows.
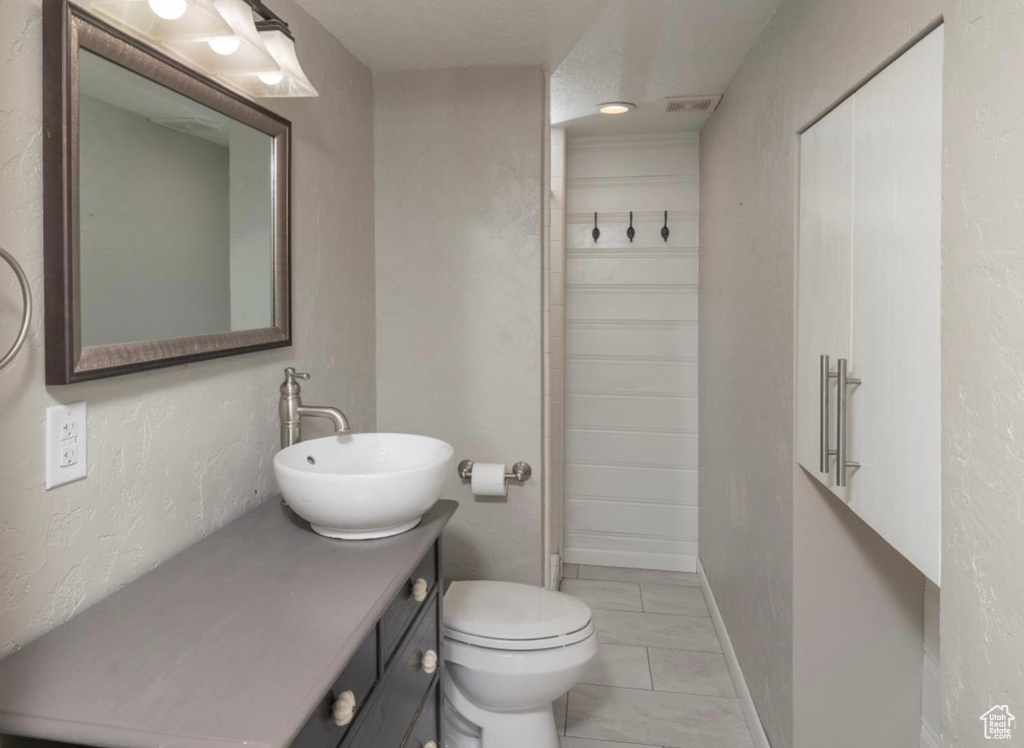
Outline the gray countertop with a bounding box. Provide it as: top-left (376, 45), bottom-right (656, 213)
top-left (0, 499), bottom-right (457, 748)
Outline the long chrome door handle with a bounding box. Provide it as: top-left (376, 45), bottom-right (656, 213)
top-left (835, 358), bottom-right (861, 487)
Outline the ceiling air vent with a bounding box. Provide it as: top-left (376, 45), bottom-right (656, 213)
top-left (665, 95), bottom-right (722, 114)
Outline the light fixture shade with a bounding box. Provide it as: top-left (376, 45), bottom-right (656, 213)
top-left (222, 27), bottom-right (318, 98)
top-left (162, 0), bottom-right (279, 74)
top-left (86, 0), bottom-right (234, 42)
top-left (596, 101), bottom-right (637, 115)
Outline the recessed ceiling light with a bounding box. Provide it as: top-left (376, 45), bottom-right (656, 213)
top-left (596, 102), bottom-right (637, 115)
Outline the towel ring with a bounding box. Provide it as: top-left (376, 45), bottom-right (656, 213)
top-left (0, 246), bottom-right (31, 371)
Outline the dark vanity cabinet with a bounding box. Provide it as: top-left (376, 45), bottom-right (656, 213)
top-left (0, 501), bottom-right (456, 748)
top-left (292, 544), bottom-right (443, 748)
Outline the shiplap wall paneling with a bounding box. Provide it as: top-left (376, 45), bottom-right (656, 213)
top-left (566, 394), bottom-right (698, 431)
top-left (563, 133), bottom-right (699, 572)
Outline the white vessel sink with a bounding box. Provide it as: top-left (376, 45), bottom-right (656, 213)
top-left (274, 433), bottom-right (454, 540)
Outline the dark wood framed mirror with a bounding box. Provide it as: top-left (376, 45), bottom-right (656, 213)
top-left (43, 0), bottom-right (291, 384)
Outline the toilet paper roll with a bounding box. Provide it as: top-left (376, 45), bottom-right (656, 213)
top-left (471, 462), bottom-right (508, 497)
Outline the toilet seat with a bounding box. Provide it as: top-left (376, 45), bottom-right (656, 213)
top-left (444, 620), bottom-right (596, 651)
top-left (443, 580), bottom-right (594, 651)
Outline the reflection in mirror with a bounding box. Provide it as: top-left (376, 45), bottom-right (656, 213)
top-left (78, 49), bottom-right (275, 347)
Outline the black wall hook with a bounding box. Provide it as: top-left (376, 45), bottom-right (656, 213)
top-left (661, 211), bottom-right (670, 242)
top-left (627, 211), bottom-right (635, 243)
top-left (592, 213), bottom-right (600, 242)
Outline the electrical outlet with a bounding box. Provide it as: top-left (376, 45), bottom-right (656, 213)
top-left (60, 442), bottom-right (78, 468)
top-left (46, 402), bottom-right (87, 489)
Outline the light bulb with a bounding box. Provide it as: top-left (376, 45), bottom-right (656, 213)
top-left (596, 102), bottom-right (637, 115)
top-left (147, 0), bottom-right (187, 20)
top-left (258, 71), bottom-right (285, 85)
top-left (208, 35), bottom-right (241, 55)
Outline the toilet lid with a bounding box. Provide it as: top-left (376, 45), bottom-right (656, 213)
top-left (443, 581), bottom-right (593, 643)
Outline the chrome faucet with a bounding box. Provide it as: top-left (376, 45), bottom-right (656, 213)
top-left (279, 367), bottom-right (351, 448)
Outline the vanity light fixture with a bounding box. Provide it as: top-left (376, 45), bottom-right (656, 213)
top-left (83, 0), bottom-right (318, 99)
top-left (221, 18), bottom-right (318, 97)
top-left (146, 0), bottom-right (186, 20)
top-left (87, 0), bottom-right (234, 43)
top-left (596, 101), bottom-right (636, 115)
top-left (162, 0), bottom-right (278, 74)
top-left (207, 33), bottom-right (241, 55)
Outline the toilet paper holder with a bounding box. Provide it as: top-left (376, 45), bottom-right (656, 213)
top-left (458, 459), bottom-right (533, 484)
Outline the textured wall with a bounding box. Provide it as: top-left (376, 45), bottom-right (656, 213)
top-left (703, 1), bottom-right (1024, 743)
top-left (941, 3), bottom-right (1024, 743)
top-left (375, 67), bottom-right (545, 586)
top-left (0, 0), bottom-right (375, 653)
top-left (698, 0), bottom-right (937, 745)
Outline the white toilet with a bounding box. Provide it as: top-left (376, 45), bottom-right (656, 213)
top-left (442, 580), bottom-right (598, 748)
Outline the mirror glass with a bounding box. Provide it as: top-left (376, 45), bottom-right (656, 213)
top-left (78, 49), bottom-right (275, 347)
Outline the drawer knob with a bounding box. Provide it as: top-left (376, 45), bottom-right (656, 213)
top-left (411, 577), bottom-right (429, 603)
top-left (332, 690), bottom-right (357, 727)
top-left (421, 649), bottom-right (438, 675)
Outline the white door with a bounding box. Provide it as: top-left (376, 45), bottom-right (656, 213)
top-left (848, 28), bottom-right (943, 584)
top-left (796, 96), bottom-right (855, 501)
top-left (563, 134), bottom-right (700, 572)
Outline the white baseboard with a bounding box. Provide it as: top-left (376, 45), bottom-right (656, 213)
top-left (547, 553), bottom-right (561, 590)
top-left (698, 559), bottom-right (771, 748)
top-left (919, 723), bottom-right (941, 748)
top-left (921, 582), bottom-right (941, 747)
top-left (920, 653), bottom-right (941, 748)
top-left (563, 548), bottom-right (697, 573)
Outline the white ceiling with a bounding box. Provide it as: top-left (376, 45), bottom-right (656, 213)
top-left (552, 0), bottom-right (781, 135)
top-left (290, 0), bottom-right (782, 135)
top-left (288, 0), bottom-right (609, 72)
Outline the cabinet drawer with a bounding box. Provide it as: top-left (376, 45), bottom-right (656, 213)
top-left (402, 685), bottom-right (440, 748)
top-left (347, 598), bottom-right (439, 748)
top-left (379, 545), bottom-right (437, 667)
top-left (290, 631), bottom-right (377, 748)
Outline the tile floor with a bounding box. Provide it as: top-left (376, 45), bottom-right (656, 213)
top-left (554, 564), bottom-right (754, 748)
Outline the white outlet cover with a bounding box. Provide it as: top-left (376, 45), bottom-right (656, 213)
top-left (46, 401), bottom-right (87, 490)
